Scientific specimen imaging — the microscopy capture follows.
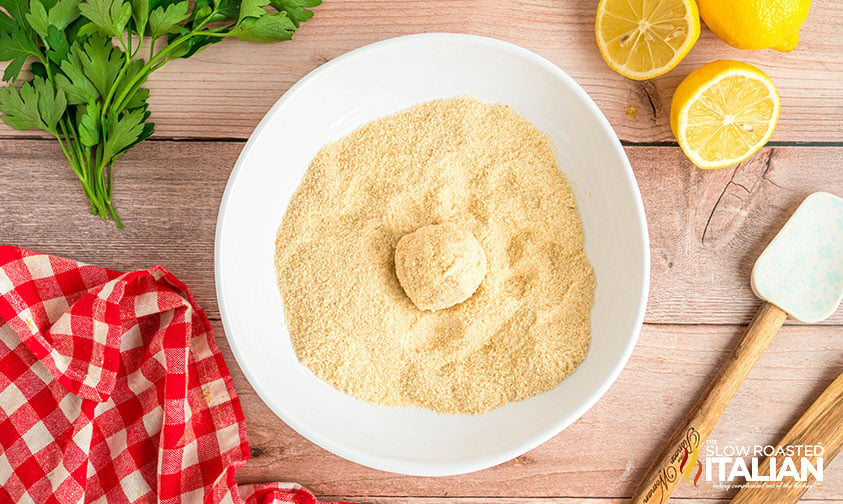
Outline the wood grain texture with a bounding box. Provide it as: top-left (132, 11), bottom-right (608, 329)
top-left (0, 141), bottom-right (841, 500)
top-left (1, 1), bottom-right (841, 501)
top-left (1, 140), bottom-right (840, 499)
top-left (219, 321), bottom-right (843, 498)
top-left (1, 140), bottom-right (841, 324)
top-left (0, 139), bottom-right (237, 313)
top-left (0, 1), bottom-right (841, 142)
top-left (731, 372), bottom-right (843, 504)
top-left (632, 146), bottom-right (843, 325)
top-left (338, 501), bottom-right (843, 504)
top-left (336, 501), bottom-right (843, 504)
top-left (631, 304), bottom-right (788, 504)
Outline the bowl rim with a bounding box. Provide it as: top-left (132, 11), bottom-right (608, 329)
top-left (215, 32), bottom-right (651, 476)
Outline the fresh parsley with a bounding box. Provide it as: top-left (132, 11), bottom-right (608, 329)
top-left (0, 0), bottom-right (320, 227)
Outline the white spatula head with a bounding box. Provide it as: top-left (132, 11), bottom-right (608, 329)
top-left (752, 192), bottom-right (843, 323)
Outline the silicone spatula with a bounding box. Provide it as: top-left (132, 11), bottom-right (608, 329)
top-left (631, 191), bottom-right (843, 504)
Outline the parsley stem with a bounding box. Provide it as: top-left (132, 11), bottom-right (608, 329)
top-left (104, 161), bottom-right (123, 228)
top-left (104, 190), bottom-right (123, 228)
top-left (53, 130), bottom-right (101, 215)
top-left (111, 14), bottom-right (219, 114)
top-left (111, 42), bottom-right (178, 111)
top-left (40, 50), bottom-right (105, 217)
top-left (132, 34), bottom-right (144, 59)
top-left (0, 0), bottom-right (317, 228)
top-left (93, 137), bottom-right (106, 216)
top-left (58, 120), bottom-right (81, 178)
top-left (64, 116), bottom-right (85, 173)
top-left (149, 37), bottom-right (156, 64)
top-left (63, 119), bottom-right (88, 187)
top-left (193, 24), bottom-right (236, 37)
top-left (102, 58), bottom-right (134, 116)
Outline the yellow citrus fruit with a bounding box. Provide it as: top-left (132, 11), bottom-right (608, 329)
top-left (670, 60), bottom-right (780, 169)
top-left (697, 0), bottom-right (811, 52)
top-left (595, 0), bottom-right (700, 80)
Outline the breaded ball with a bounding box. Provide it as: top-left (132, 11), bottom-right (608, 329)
top-left (394, 223), bottom-right (487, 311)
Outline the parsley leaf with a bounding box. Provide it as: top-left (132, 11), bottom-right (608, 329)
top-left (48, 0), bottom-right (81, 29)
top-left (33, 77), bottom-right (67, 131)
top-left (210, 0), bottom-right (240, 21)
top-left (0, 0), bottom-right (33, 32)
top-left (125, 116), bottom-right (154, 151)
top-left (125, 86), bottom-right (149, 110)
top-left (230, 10), bottom-right (295, 42)
top-left (147, 0), bottom-right (187, 39)
top-left (25, 0), bottom-right (50, 38)
top-left (130, 0), bottom-right (147, 35)
top-left (0, 0), bottom-right (318, 227)
top-left (188, 0), bottom-right (212, 22)
top-left (55, 41), bottom-right (99, 103)
top-left (238, 0), bottom-right (267, 22)
top-left (46, 24), bottom-right (70, 62)
top-left (112, 58), bottom-right (146, 107)
top-left (77, 34), bottom-right (122, 97)
top-left (0, 84), bottom-right (42, 129)
top-left (268, 0), bottom-right (318, 28)
top-left (0, 10), bottom-right (15, 33)
top-left (0, 76), bottom-right (66, 133)
top-left (0, 28), bottom-right (42, 81)
top-left (28, 0), bottom-right (77, 58)
top-left (77, 100), bottom-right (100, 146)
top-left (78, 0), bottom-right (131, 37)
top-left (103, 107), bottom-right (145, 160)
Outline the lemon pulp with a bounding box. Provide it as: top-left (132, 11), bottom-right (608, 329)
top-left (596, 0), bottom-right (700, 80)
top-left (671, 60), bottom-right (780, 169)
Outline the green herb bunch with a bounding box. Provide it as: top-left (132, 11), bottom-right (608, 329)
top-left (0, 0), bottom-right (319, 227)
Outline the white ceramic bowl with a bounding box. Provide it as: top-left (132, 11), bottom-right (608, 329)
top-left (215, 33), bottom-right (649, 476)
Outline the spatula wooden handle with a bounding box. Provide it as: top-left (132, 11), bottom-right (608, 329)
top-left (630, 302), bottom-right (788, 504)
top-left (730, 372), bottom-right (843, 504)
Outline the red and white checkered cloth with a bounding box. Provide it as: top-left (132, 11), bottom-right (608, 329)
top-left (0, 246), bottom-right (349, 504)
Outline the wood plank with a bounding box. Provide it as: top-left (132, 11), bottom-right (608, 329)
top-left (0, 139), bottom-right (237, 315)
top-left (2, 138), bottom-right (842, 499)
top-left (635, 146), bottom-right (843, 325)
top-left (1, 140), bottom-right (841, 325)
top-left (332, 500), bottom-right (843, 504)
top-left (1, 1), bottom-right (841, 143)
top-left (222, 321), bottom-right (843, 498)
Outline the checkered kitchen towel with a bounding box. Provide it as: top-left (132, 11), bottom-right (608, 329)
top-left (0, 246), bottom-right (348, 504)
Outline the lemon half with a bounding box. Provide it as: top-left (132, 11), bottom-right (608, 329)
top-left (595, 0), bottom-right (701, 80)
top-left (670, 60), bottom-right (780, 170)
top-left (697, 0), bottom-right (811, 52)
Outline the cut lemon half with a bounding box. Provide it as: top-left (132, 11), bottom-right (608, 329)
top-left (595, 0), bottom-right (700, 80)
top-left (671, 60), bottom-right (780, 170)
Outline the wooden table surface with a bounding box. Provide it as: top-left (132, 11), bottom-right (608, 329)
top-left (2, 1), bottom-right (842, 502)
